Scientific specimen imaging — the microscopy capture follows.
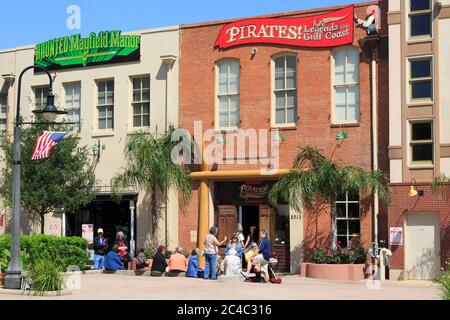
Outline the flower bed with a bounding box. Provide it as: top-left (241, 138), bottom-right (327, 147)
top-left (300, 239), bottom-right (367, 281)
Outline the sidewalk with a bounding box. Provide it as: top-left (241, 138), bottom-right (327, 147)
top-left (0, 274), bottom-right (441, 300)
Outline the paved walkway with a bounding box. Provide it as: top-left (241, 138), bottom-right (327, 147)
top-left (0, 273), bottom-right (441, 300)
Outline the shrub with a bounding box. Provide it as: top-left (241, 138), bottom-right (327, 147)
top-left (26, 258), bottom-right (63, 294)
top-left (312, 238), bottom-right (367, 265)
top-left (144, 247), bottom-right (156, 259)
top-left (181, 248), bottom-right (190, 258)
top-left (0, 235), bottom-right (89, 271)
top-left (440, 259), bottom-right (450, 300)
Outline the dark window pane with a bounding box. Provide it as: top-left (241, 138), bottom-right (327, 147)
top-left (410, 0), bottom-right (430, 11)
top-left (336, 204), bottom-right (346, 218)
top-left (411, 60), bottom-right (431, 78)
top-left (348, 220), bottom-right (360, 235)
top-left (412, 122), bottom-right (432, 140)
top-left (133, 116), bottom-right (141, 127)
top-left (348, 192), bottom-right (359, 201)
top-left (412, 80), bottom-right (432, 99)
top-left (411, 14), bottom-right (431, 36)
top-left (348, 203), bottom-right (360, 218)
top-left (337, 220), bottom-right (347, 235)
top-left (412, 143), bottom-right (433, 162)
top-left (337, 236), bottom-right (348, 248)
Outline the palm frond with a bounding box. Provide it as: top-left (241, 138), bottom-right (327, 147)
top-left (431, 174), bottom-right (450, 200)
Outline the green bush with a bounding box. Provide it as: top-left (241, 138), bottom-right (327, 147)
top-left (0, 235), bottom-right (89, 271)
top-left (144, 247), bottom-right (156, 259)
top-left (181, 248), bottom-right (190, 258)
top-left (312, 238), bottom-right (367, 264)
top-left (26, 258), bottom-right (63, 294)
top-left (440, 259), bottom-right (450, 300)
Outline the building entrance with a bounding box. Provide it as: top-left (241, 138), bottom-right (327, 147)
top-left (240, 205), bottom-right (260, 245)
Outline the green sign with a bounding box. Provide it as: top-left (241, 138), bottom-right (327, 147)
top-left (34, 30), bottom-right (141, 70)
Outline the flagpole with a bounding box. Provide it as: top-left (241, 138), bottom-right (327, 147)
top-left (4, 65), bottom-right (54, 289)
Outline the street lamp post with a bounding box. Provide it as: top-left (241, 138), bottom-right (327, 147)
top-left (4, 65), bottom-right (67, 289)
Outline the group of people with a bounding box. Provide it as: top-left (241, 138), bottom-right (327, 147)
top-left (92, 224), bottom-right (272, 283)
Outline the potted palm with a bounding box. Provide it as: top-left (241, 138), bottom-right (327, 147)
top-left (269, 147), bottom-right (391, 280)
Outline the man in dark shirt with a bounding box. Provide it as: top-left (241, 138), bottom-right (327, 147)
top-left (256, 230), bottom-right (271, 283)
top-left (93, 228), bottom-right (108, 270)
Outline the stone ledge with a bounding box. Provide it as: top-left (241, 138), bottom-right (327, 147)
top-left (218, 275), bottom-right (245, 283)
top-left (102, 270), bottom-right (151, 276)
top-left (0, 288), bottom-right (72, 296)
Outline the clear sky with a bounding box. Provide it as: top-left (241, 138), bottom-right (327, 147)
top-left (0, 0), bottom-right (367, 50)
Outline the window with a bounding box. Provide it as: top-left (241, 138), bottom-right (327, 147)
top-left (333, 48), bottom-right (360, 123)
top-left (409, 58), bottom-right (433, 101)
top-left (334, 192), bottom-right (360, 248)
top-left (409, 0), bottom-right (432, 38)
top-left (34, 87), bottom-right (49, 110)
top-left (97, 80), bottom-right (114, 130)
top-left (132, 76), bottom-right (150, 127)
top-left (0, 95), bottom-right (7, 136)
top-left (65, 83), bottom-right (81, 131)
top-left (217, 60), bottom-right (240, 129)
top-left (410, 121), bottom-right (433, 164)
top-left (273, 55), bottom-right (297, 125)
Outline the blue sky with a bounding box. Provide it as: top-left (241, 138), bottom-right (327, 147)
top-left (0, 0), bottom-right (366, 50)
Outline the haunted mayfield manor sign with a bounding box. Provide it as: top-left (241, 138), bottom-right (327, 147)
top-left (34, 30), bottom-right (141, 70)
top-left (215, 6), bottom-right (354, 49)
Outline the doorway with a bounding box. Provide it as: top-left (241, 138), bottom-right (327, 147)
top-left (240, 205), bottom-right (260, 244)
top-left (405, 212), bottom-right (440, 280)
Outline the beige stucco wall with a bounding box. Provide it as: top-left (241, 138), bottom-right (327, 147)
top-left (388, 0), bottom-right (401, 12)
top-left (388, 23), bottom-right (402, 148)
top-left (0, 26), bottom-right (181, 250)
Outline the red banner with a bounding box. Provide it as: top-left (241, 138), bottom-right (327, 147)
top-left (215, 6), bottom-right (354, 49)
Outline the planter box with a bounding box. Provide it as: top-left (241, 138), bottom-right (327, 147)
top-left (300, 263), bottom-right (365, 281)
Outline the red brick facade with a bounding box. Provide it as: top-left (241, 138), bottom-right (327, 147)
top-left (178, 1), bottom-right (389, 264)
top-left (388, 184), bottom-right (450, 270)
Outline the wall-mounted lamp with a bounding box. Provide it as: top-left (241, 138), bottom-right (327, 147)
top-left (408, 179), bottom-right (424, 197)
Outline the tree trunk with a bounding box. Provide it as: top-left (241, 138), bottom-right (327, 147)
top-left (40, 212), bottom-right (45, 234)
top-left (150, 192), bottom-right (158, 247)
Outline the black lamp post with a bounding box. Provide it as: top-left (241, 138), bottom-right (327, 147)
top-left (4, 65), bottom-right (67, 289)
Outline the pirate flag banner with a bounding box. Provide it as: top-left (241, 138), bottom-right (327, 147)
top-left (215, 5), bottom-right (354, 49)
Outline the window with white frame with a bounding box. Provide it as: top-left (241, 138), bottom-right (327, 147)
top-left (132, 76), bottom-right (150, 127)
top-left (333, 48), bottom-right (360, 123)
top-left (409, 57), bottom-right (433, 101)
top-left (334, 192), bottom-right (360, 247)
top-left (217, 60), bottom-right (240, 129)
top-left (97, 80), bottom-right (114, 130)
top-left (409, 0), bottom-right (432, 38)
top-left (409, 121), bottom-right (433, 164)
top-left (273, 55), bottom-right (297, 125)
top-left (34, 87), bottom-right (49, 110)
top-left (65, 83), bottom-right (81, 131)
top-left (0, 94), bottom-right (7, 136)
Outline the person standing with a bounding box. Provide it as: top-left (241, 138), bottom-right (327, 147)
top-left (93, 228), bottom-right (108, 270)
top-left (243, 226), bottom-right (257, 252)
top-left (236, 224), bottom-right (245, 249)
top-left (204, 225), bottom-right (227, 280)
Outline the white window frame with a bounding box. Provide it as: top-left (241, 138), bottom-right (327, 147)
top-left (331, 47), bottom-right (360, 124)
top-left (33, 86), bottom-right (50, 111)
top-left (215, 59), bottom-right (240, 131)
top-left (407, 0), bottom-right (433, 41)
top-left (131, 75), bottom-right (150, 128)
top-left (96, 79), bottom-right (114, 132)
top-left (64, 82), bottom-right (81, 132)
top-left (0, 94), bottom-right (7, 136)
top-left (271, 53), bottom-right (298, 127)
top-left (407, 119), bottom-right (434, 168)
top-left (332, 192), bottom-right (360, 248)
top-left (407, 55), bottom-right (434, 104)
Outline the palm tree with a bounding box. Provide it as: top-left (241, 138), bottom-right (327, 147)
top-left (431, 174), bottom-right (450, 200)
top-left (111, 126), bottom-right (191, 246)
top-left (268, 147), bottom-right (391, 213)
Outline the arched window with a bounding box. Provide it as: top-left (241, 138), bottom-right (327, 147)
top-left (216, 60), bottom-right (240, 129)
top-left (332, 48), bottom-right (360, 123)
top-left (273, 54), bottom-right (297, 125)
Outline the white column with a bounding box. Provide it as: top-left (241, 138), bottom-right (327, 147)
top-left (289, 207), bottom-right (303, 274)
top-left (129, 200), bottom-right (136, 258)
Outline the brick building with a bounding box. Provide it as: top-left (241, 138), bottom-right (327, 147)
top-left (387, 0), bottom-right (450, 280)
top-left (178, 1), bottom-right (389, 272)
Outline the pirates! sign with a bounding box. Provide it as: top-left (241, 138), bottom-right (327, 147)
top-left (239, 183), bottom-right (270, 201)
top-left (215, 6), bottom-right (354, 49)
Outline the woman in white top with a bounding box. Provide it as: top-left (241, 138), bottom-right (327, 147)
top-left (221, 248), bottom-right (242, 276)
top-left (204, 225), bottom-right (227, 280)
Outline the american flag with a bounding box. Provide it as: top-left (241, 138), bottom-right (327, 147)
top-left (31, 131), bottom-right (67, 160)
